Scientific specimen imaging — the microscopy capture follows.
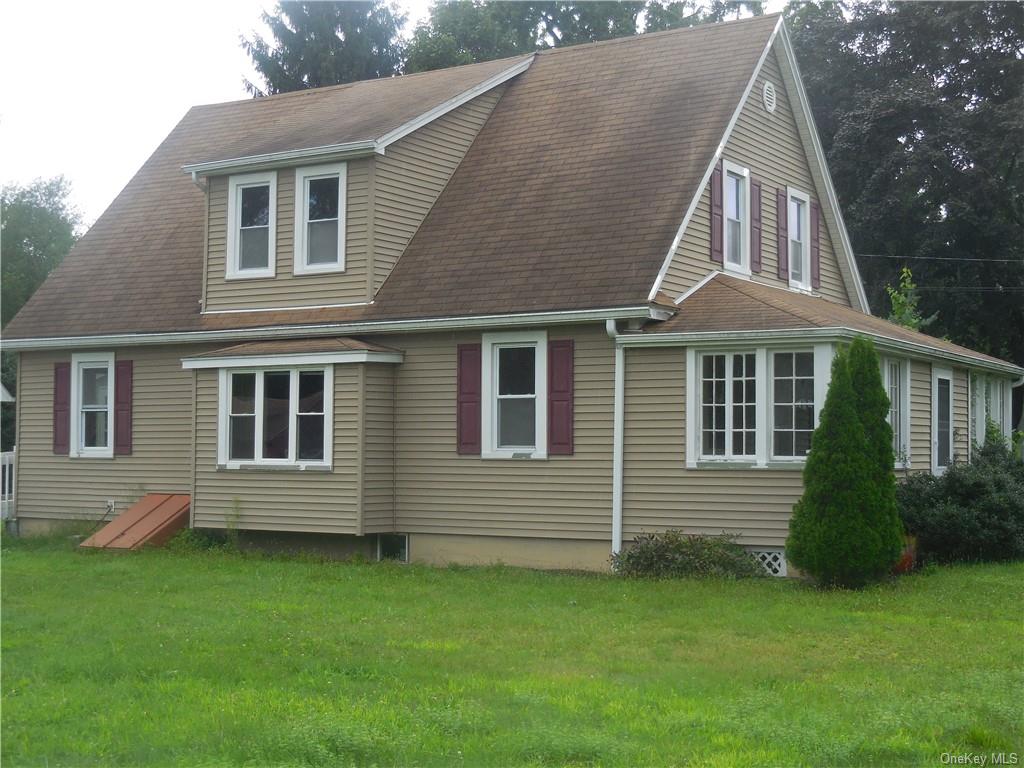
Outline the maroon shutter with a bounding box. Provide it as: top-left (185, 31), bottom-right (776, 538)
top-left (53, 362), bottom-right (70, 455)
top-left (114, 360), bottom-right (133, 455)
top-left (456, 343), bottom-right (481, 455)
top-left (776, 187), bottom-right (789, 280)
top-left (709, 161), bottom-right (723, 264)
top-left (547, 339), bottom-right (574, 455)
top-left (810, 201), bottom-right (821, 289)
top-left (750, 179), bottom-right (762, 274)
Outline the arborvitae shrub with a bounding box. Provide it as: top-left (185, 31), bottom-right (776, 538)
top-left (847, 337), bottom-right (904, 568)
top-left (786, 349), bottom-right (899, 587)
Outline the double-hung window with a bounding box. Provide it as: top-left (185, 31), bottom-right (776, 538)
top-left (932, 366), bottom-right (953, 475)
top-left (698, 352), bottom-right (757, 460)
top-left (227, 171), bottom-right (277, 279)
top-left (722, 160), bottom-right (750, 274)
top-left (219, 367), bottom-right (332, 468)
top-left (771, 351), bottom-right (816, 459)
top-left (481, 330), bottom-right (547, 459)
top-left (294, 163), bottom-right (346, 274)
top-left (883, 358), bottom-right (910, 466)
top-left (70, 352), bottom-right (115, 458)
top-left (787, 187), bottom-right (811, 290)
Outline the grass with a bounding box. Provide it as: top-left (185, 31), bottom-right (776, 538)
top-left (2, 533), bottom-right (1022, 767)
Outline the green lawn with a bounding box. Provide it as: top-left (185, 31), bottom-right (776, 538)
top-left (2, 535), bottom-right (1022, 767)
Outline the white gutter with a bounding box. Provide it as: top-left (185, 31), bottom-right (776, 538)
top-left (181, 57), bottom-right (533, 178)
top-left (2, 305), bottom-right (659, 352)
top-left (616, 326), bottom-right (1024, 377)
top-left (182, 350), bottom-right (403, 369)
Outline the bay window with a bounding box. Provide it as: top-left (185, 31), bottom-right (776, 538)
top-left (227, 171), bottom-right (277, 279)
top-left (481, 330), bottom-right (547, 459)
top-left (294, 163), bottom-right (346, 274)
top-left (218, 367), bottom-right (332, 468)
top-left (771, 351), bottom-right (815, 458)
top-left (698, 352), bottom-right (757, 460)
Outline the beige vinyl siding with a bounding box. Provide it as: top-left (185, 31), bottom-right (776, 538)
top-left (908, 359), bottom-right (931, 472)
top-left (393, 324), bottom-right (613, 539)
top-left (622, 346), bottom-right (798, 548)
top-left (204, 163), bottom-right (371, 311)
top-left (953, 367), bottom-right (969, 464)
top-left (15, 346), bottom-right (202, 521)
top-left (373, 85), bottom-right (504, 293)
top-left (660, 45), bottom-right (853, 307)
top-left (362, 363), bottom-right (396, 533)
top-left (192, 365), bottom-right (363, 534)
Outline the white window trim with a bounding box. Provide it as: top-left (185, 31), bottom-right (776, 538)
top-left (931, 366), bottom-right (953, 475)
top-left (216, 366), bottom-right (333, 469)
top-left (883, 357), bottom-right (911, 468)
top-left (685, 343), bottom-right (831, 468)
top-left (293, 162), bottom-right (347, 275)
top-left (786, 186), bottom-right (811, 291)
top-left (721, 159), bottom-right (751, 277)
top-left (481, 330), bottom-right (548, 460)
top-left (226, 171), bottom-right (277, 280)
top-left (70, 352), bottom-right (115, 459)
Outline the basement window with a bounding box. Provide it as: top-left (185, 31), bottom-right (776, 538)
top-left (294, 163), bottom-right (346, 274)
top-left (226, 171), bottom-right (276, 279)
top-left (378, 533), bottom-right (408, 563)
top-left (218, 367), bottom-right (332, 468)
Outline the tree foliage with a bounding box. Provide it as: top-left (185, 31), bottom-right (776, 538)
top-left (885, 267), bottom-right (936, 331)
top-left (1, 176), bottom-right (80, 450)
top-left (786, 348), bottom-right (902, 587)
top-left (242, 1), bottom-right (406, 95)
top-left (786, 1), bottom-right (1024, 365)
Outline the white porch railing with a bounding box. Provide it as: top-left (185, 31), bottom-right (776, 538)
top-left (1, 448), bottom-right (15, 521)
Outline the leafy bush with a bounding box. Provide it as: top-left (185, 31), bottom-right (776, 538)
top-left (787, 346), bottom-right (902, 588)
top-left (612, 530), bottom-right (766, 579)
top-left (897, 437), bottom-right (1024, 563)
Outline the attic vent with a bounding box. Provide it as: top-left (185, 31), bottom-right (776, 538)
top-left (762, 81), bottom-right (777, 114)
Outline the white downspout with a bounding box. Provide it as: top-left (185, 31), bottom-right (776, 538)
top-left (610, 324), bottom-right (625, 555)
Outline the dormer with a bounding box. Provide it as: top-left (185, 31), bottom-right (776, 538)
top-left (183, 56), bottom-right (532, 315)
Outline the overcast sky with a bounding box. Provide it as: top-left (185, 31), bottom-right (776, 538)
top-left (0, 0), bottom-right (432, 227)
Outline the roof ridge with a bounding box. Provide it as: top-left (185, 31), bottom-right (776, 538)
top-left (536, 12), bottom-right (781, 58)
top-left (193, 53), bottom-right (533, 111)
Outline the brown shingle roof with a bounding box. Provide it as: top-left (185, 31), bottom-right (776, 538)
top-left (649, 273), bottom-right (1020, 370)
top-left (5, 16), bottom-right (780, 341)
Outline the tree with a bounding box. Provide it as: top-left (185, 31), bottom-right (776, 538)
top-left (405, 1), bottom-right (761, 73)
top-left (786, 2), bottom-right (1024, 366)
top-left (242, 1), bottom-right (406, 96)
top-left (885, 267), bottom-right (937, 331)
top-left (786, 349), bottom-right (900, 587)
top-left (1, 176), bottom-right (80, 450)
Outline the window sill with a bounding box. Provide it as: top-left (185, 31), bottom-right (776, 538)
top-left (225, 269), bottom-right (276, 281)
top-left (723, 263), bottom-right (751, 278)
top-left (687, 459), bottom-right (807, 470)
top-left (787, 281), bottom-right (814, 294)
top-left (480, 450), bottom-right (548, 460)
top-left (70, 451), bottom-right (114, 460)
top-left (293, 263), bottom-right (346, 276)
top-left (217, 463), bottom-right (332, 472)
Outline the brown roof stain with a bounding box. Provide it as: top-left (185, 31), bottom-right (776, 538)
top-left (193, 337), bottom-right (399, 358)
top-left (652, 273), bottom-right (1014, 367)
top-left (4, 15), bottom-right (779, 341)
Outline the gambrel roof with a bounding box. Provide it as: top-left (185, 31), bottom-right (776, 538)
top-left (6, 15), bottom-right (795, 342)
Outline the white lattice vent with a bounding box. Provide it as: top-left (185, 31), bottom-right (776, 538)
top-left (751, 549), bottom-right (787, 577)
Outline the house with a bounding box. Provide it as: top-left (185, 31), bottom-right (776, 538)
top-left (4, 15), bottom-right (1020, 572)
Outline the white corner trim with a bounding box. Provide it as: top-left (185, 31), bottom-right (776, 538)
top-left (226, 171), bottom-right (277, 280)
top-left (4, 306), bottom-right (658, 351)
top-left (611, 343), bottom-right (625, 553)
top-left (776, 24), bottom-right (870, 314)
top-left (182, 56), bottom-right (534, 177)
top-left (646, 16), bottom-right (783, 303)
top-left (293, 162), bottom-right (347, 275)
top-left (674, 271), bottom-right (723, 305)
top-left (376, 56), bottom-right (534, 149)
top-left (183, 350), bottom-right (403, 369)
top-left (684, 346), bottom-right (699, 469)
top-left (69, 351), bottom-right (115, 459)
